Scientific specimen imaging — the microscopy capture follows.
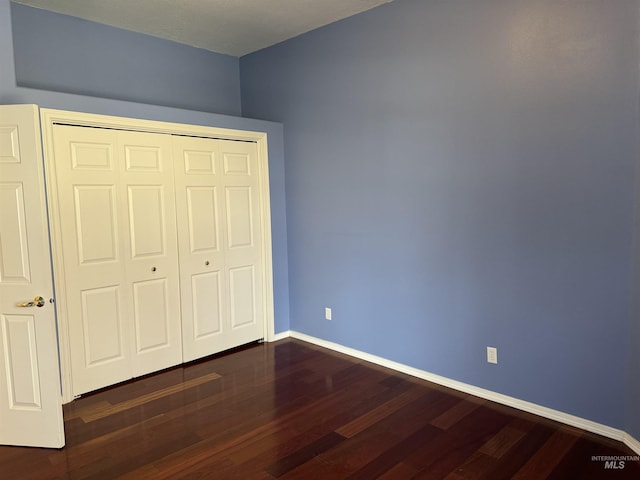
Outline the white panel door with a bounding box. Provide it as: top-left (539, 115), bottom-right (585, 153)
top-left (51, 126), bottom-right (181, 395)
top-left (51, 125), bottom-right (131, 395)
top-left (173, 137), bottom-right (226, 361)
top-left (220, 139), bottom-right (264, 348)
top-left (119, 131), bottom-right (182, 377)
top-left (0, 105), bottom-right (64, 448)
top-left (174, 137), bottom-right (263, 361)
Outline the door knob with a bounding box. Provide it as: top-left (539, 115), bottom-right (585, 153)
top-left (17, 296), bottom-right (46, 308)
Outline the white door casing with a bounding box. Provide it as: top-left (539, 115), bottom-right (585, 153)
top-left (40, 109), bottom-right (275, 403)
top-left (0, 105), bottom-right (65, 448)
top-left (173, 136), bottom-right (264, 361)
top-left (50, 125), bottom-right (182, 396)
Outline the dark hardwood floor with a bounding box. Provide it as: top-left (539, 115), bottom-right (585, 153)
top-left (1, 338), bottom-right (638, 479)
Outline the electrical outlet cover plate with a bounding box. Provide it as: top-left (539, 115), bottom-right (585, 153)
top-left (325, 307), bottom-right (332, 320)
top-left (487, 346), bottom-right (497, 364)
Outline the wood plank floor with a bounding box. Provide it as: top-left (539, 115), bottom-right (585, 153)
top-left (1, 338), bottom-right (638, 479)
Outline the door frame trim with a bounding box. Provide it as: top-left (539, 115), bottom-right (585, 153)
top-left (40, 108), bottom-right (275, 403)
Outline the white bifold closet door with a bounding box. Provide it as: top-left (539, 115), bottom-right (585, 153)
top-left (51, 125), bottom-right (182, 396)
top-left (173, 136), bottom-right (264, 361)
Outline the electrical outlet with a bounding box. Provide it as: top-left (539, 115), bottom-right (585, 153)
top-left (487, 346), bottom-right (498, 364)
top-left (325, 307), bottom-right (332, 320)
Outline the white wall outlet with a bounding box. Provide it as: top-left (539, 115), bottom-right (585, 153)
top-left (487, 346), bottom-right (498, 364)
top-left (325, 307), bottom-right (332, 320)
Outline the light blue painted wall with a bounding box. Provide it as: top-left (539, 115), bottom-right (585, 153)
top-left (0, 0), bottom-right (290, 335)
top-left (10, 2), bottom-right (241, 116)
top-left (629, 44), bottom-right (640, 439)
top-left (241, 0), bottom-right (639, 431)
top-left (630, 230), bottom-right (640, 439)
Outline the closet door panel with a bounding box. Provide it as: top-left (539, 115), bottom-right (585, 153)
top-left (220, 140), bottom-right (264, 348)
top-left (119, 131), bottom-right (182, 377)
top-left (51, 125), bottom-right (131, 395)
top-left (174, 137), bottom-right (231, 361)
top-left (51, 126), bottom-right (182, 394)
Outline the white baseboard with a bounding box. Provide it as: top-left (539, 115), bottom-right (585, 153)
top-left (270, 330), bottom-right (292, 342)
top-left (269, 330), bottom-right (640, 456)
top-left (624, 433), bottom-right (640, 456)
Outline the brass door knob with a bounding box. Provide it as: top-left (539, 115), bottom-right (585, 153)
top-left (17, 296), bottom-right (45, 308)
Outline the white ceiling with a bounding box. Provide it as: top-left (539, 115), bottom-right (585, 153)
top-left (13, 0), bottom-right (393, 57)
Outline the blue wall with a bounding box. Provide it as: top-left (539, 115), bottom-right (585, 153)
top-left (629, 96), bottom-right (640, 438)
top-left (11, 3), bottom-right (241, 116)
top-left (1, 0), bottom-right (290, 335)
top-left (242, 0), bottom-right (639, 432)
top-left (631, 249), bottom-right (640, 438)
